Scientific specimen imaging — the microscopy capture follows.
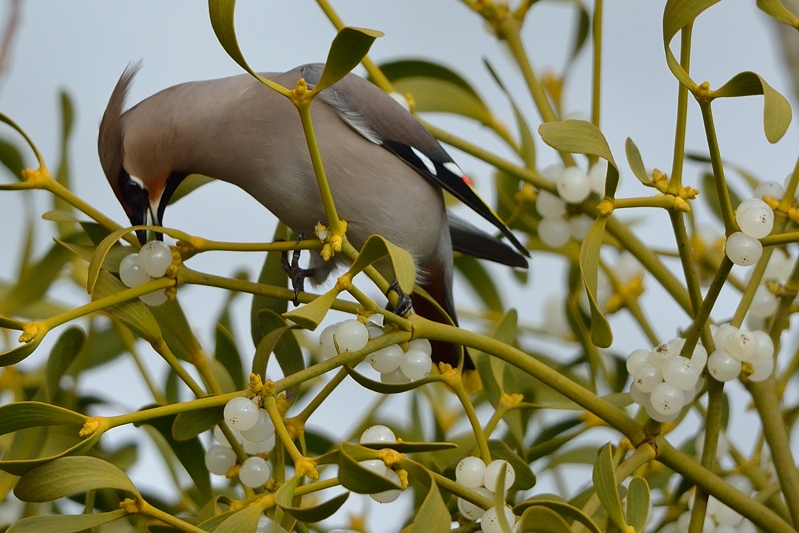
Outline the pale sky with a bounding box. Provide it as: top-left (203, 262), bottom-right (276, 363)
top-left (0, 1), bottom-right (797, 530)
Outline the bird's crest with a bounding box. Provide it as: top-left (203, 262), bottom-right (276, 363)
top-left (98, 62), bottom-right (141, 199)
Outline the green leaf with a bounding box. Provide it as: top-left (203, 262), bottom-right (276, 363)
top-left (252, 322), bottom-right (293, 379)
top-left (626, 477), bottom-right (650, 532)
top-left (488, 440), bottom-right (536, 491)
top-left (662, 0), bottom-right (720, 90)
top-left (0, 402), bottom-right (87, 434)
top-left (0, 240), bottom-right (73, 314)
top-left (168, 173), bottom-right (214, 204)
top-left (579, 219), bottom-right (612, 347)
top-left (538, 120), bottom-right (620, 197)
top-left (514, 499), bottom-right (601, 533)
top-left (7, 508), bottom-right (128, 533)
top-left (592, 443), bottom-right (627, 530)
top-left (256, 311), bottom-right (304, 402)
top-left (410, 479), bottom-right (451, 533)
top-left (758, 0), bottom-right (799, 28)
top-left (92, 271), bottom-right (162, 343)
top-left (87, 226), bottom-right (136, 295)
top-left (213, 500), bottom-right (268, 533)
top-left (454, 255), bottom-right (503, 313)
top-left (54, 90), bottom-right (76, 239)
top-left (701, 171), bottom-right (743, 224)
top-left (349, 234), bottom-right (416, 295)
top-left (0, 335), bottom-right (43, 367)
top-left (361, 441), bottom-right (457, 454)
top-left (538, 120), bottom-right (616, 168)
top-left (45, 327), bottom-right (85, 401)
top-left (149, 299), bottom-right (203, 362)
top-left (624, 138), bottom-right (653, 187)
top-left (14, 456), bottom-right (138, 502)
top-left (251, 224), bottom-right (290, 347)
top-left (379, 59), bottom-right (494, 127)
top-left (345, 361), bottom-right (431, 394)
top-left (0, 137), bottom-right (26, 179)
top-left (276, 473), bottom-right (349, 523)
top-left (313, 27), bottom-right (384, 94)
top-left (172, 405), bottom-right (224, 441)
top-left (138, 412), bottom-right (212, 502)
top-left (517, 505), bottom-right (573, 533)
top-left (213, 324), bottom-right (241, 392)
top-left (711, 71), bottom-right (792, 143)
top-left (282, 288), bottom-right (340, 330)
top-left (338, 442), bottom-right (403, 494)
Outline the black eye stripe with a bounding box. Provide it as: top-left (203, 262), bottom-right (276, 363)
top-left (118, 169), bottom-right (149, 213)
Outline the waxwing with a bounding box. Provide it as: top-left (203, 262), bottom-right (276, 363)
top-left (98, 63), bottom-right (529, 369)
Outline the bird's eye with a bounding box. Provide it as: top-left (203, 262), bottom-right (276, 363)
top-left (119, 172), bottom-right (149, 212)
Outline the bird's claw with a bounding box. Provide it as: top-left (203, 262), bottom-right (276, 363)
top-left (280, 235), bottom-right (316, 306)
top-left (387, 280), bottom-right (413, 317)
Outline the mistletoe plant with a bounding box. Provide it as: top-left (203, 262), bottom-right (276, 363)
top-left (0, 1), bottom-right (798, 532)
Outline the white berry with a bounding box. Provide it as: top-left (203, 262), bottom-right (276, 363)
top-left (204, 445), bottom-right (237, 475)
top-left (139, 240), bottom-right (172, 278)
top-left (633, 363), bottom-right (663, 393)
top-left (626, 349), bottom-right (652, 375)
top-left (240, 409), bottom-right (275, 442)
top-left (483, 460), bottom-right (515, 493)
top-left (224, 397), bottom-right (260, 431)
top-left (650, 382), bottom-right (685, 415)
top-left (535, 189), bottom-right (566, 218)
top-left (334, 319), bottom-right (369, 353)
top-left (707, 349), bottom-right (742, 382)
top-left (408, 338), bottom-right (432, 357)
top-left (367, 344), bottom-right (403, 373)
top-left (736, 198), bottom-right (773, 239)
top-left (458, 487), bottom-right (493, 520)
top-left (662, 357), bottom-right (699, 391)
top-left (119, 253), bottom-right (151, 287)
top-left (360, 425), bottom-right (396, 444)
top-left (456, 457), bottom-right (487, 488)
top-left (725, 231), bottom-right (763, 266)
top-left (239, 456), bottom-right (271, 488)
top-left (537, 217), bottom-right (571, 248)
top-left (400, 349), bottom-right (433, 380)
top-left (481, 506), bottom-right (515, 533)
top-left (359, 459), bottom-right (388, 477)
top-left (242, 434), bottom-right (275, 455)
top-left (370, 468), bottom-right (402, 503)
top-left (556, 166), bottom-right (591, 204)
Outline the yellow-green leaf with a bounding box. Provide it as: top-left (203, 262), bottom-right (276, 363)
top-left (313, 27), bottom-right (384, 94)
top-left (579, 219), bottom-right (612, 347)
top-left (45, 327), bottom-right (85, 402)
top-left (87, 226), bottom-right (137, 294)
top-left (276, 473), bottom-right (349, 523)
top-left (282, 287), bottom-right (340, 330)
top-left (513, 499), bottom-right (601, 533)
top-left (538, 120), bottom-right (616, 168)
top-left (93, 271), bottom-right (162, 343)
top-left (7, 508), bottom-right (128, 533)
top-left (339, 442), bottom-right (403, 494)
top-left (711, 71), bottom-right (792, 143)
top-left (662, 0), bottom-right (720, 90)
top-left (0, 402), bottom-right (86, 435)
top-left (592, 443), bottom-right (627, 530)
top-left (517, 506), bottom-right (573, 533)
top-left (250, 223), bottom-right (290, 346)
top-left (410, 479), bottom-right (451, 533)
top-left (172, 405), bottom-right (224, 442)
top-left (14, 456), bottom-right (138, 502)
top-left (349, 234), bottom-right (416, 295)
top-left (626, 477), bottom-right (650, 532)
top-left (213, 500), bottom-right (268, 533)
top-left (624, 138), bottom-right (653, 187)
top-left (379, 59), bottom-right (494, 127)
top-left (757, 0), bottom-right (799, 28)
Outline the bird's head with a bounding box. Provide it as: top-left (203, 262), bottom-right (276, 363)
top-left (98, 65), bottom-right (186, 244)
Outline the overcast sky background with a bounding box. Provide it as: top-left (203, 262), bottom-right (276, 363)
top-left (0, 1), bottom-right (797, 530)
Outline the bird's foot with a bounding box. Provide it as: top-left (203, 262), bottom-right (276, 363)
top-left (280, 235), bottom-right (316, 306)
top-left (386, 280), bottom-right (413, 317)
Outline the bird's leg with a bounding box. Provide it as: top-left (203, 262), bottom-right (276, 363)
top-left (386, 280), bottom-right (414, 317)
top-left (280, 234), bottom-right (316, 306)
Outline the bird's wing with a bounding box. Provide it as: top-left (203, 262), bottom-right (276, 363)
top-left (301, 64), bottom-right (529, 258)
top-left (447, 213), bottom-right (528, 268)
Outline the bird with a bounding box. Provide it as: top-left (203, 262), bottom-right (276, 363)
top-left (98, 63), bottom-right (529, 369)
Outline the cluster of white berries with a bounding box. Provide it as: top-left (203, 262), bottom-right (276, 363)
top-left (628, 327), bottom-right (775, 421)
top-left (627, 339), bottom-right (705, 423)
top-left (455, 456), bottom-right (518, 533)
top-left (358, 425), bottom-right (403, 503)
top-left (707, 325), bottom-right (774, 383)
top-left (672, 475), bottom-right (757, 533)
top-left (535, 162), bottom-right (605, 248)
top-left (203, 396), bottom-right (276, 488)
top-left (725, 193), bottom-right (774, 267)
top-left (118, 240), bottom-right (172, 306)
top-left (319, 318), bottom-right (433, 383)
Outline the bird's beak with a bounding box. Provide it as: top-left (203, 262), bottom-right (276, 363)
top-left (127, 197), bottom-right (163, 245)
